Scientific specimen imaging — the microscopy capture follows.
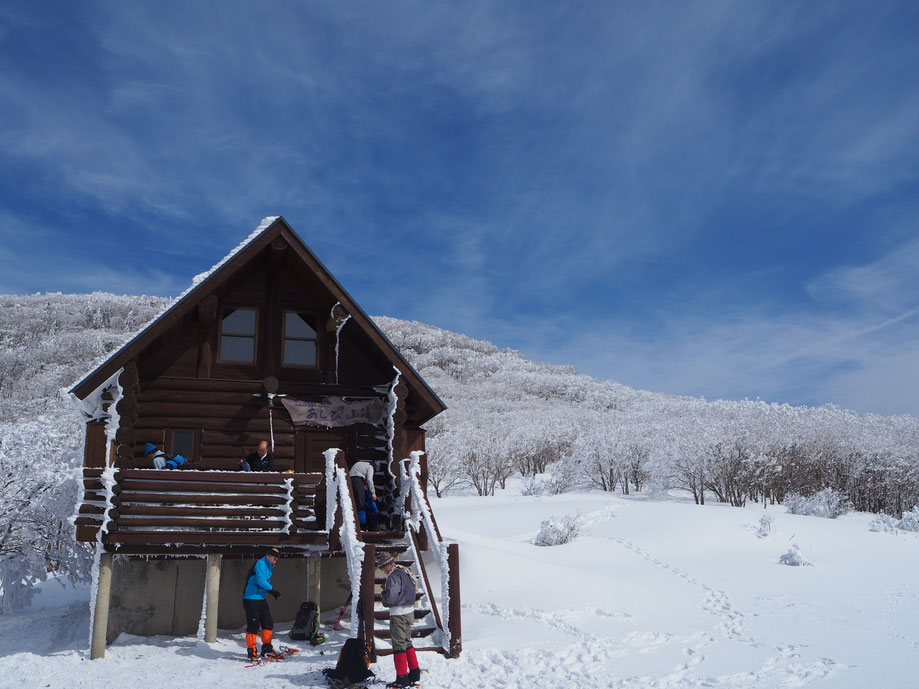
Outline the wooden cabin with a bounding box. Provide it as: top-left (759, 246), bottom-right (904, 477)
top-left (71, 216), bottom-right (460, 660)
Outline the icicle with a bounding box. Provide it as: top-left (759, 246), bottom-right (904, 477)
top-left (384, 367), bottom-right (402, 492)
top-left (268, 395), bottom-right (276, 453)
top-left (103, 372), bottom-right (125, 468)
top-left (330, 302), bottom-right (351, 385)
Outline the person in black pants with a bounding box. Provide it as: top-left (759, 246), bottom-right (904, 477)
top-left (243, 547), bottom-right (282, 660)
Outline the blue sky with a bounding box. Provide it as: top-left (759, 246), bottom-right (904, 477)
top-left (2, 1), bottom-right (918, 415)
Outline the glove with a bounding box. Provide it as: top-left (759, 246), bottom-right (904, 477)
top-left (269, 589), bottom-right (281, 599)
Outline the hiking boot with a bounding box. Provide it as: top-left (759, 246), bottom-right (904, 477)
top-left (387, 675), bottom-right (413, 689)
top-left (408, 667), bottom-right (421, 685)
top-left (247, 647), bottom-right (258, 662)
top-left (260, 642), bottom-right (275, 657)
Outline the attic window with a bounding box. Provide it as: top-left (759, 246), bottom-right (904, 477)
top-left (219, 307), bottom-right (257, 363)
top-left (283, 311), bottom-right (317, 367)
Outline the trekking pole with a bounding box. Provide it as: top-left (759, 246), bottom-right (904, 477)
top-left (333, 593), bottom-right (352, 630)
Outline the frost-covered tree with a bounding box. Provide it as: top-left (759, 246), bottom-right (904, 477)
top-left (0, 293), bottom-right (168, 611)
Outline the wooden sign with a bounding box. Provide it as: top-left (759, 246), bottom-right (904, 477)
top-left (280, 396), bottom-right (386, 428)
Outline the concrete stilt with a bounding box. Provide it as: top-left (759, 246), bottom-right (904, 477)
top-left (90, 552), bottom-right (114, 659)
top-left (204, 554), bottom-right (222, 643)
top-left (307, 553), bottom-right (321, 608)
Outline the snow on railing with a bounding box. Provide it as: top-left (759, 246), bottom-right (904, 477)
top-left (281, 477), bottom-right (295, 535)
top-left (87, 467), bottom-right (118, 649)
top-left (324, 448), bottom-right (365, 637)
top-left (398, 451), bottom-right (452, 651)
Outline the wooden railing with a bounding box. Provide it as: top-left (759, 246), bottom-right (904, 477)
top-left (75, 468), bottom-right (326, 552)
top-left (397, 452), bottom-right (462, 658)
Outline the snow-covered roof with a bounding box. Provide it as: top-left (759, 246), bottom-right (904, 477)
top-left (69, 216), bottom-right (446, 422)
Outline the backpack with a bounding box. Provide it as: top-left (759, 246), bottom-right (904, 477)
top-left (322, 637), bottom-right (374, 687)
top-left (290, 601), bottom-right (322, 643)
top-left (165, 454), bottom-right (188, 470)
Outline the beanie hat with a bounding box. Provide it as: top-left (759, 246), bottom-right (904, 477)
top-left (144, 443), bottom-right (157, 455)
top-left (375, 552), bottom-right (395, 570)
top-left (267, 547), bottom-right (281, 558)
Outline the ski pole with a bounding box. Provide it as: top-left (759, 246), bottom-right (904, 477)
top-left (333, 593), bottom-right (352, 630)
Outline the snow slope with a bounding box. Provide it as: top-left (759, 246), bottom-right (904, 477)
top-left (1, 484), bottom-right (917, 688)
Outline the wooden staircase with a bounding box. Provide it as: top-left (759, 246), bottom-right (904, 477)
top-left (342, 452), bottom-right (461, 659)
top-left (362, 532), bottom-right (440, 654)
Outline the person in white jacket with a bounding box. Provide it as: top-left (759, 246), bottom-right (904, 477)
top-left (349, 460), bottom-right (377, 529)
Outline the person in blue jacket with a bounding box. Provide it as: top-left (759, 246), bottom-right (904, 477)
top-left (243, 547), bottom-right (282, 661)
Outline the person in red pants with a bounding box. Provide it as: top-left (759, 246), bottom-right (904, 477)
top-left (377, 552), bottom-right (420, 687)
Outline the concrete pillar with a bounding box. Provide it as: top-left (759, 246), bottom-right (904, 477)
top-left (204, 554), bottom-right (222, 643)
top-left (91, 552), bottom-right (114, 659)
top-left (307, 553), bottom-right (321, 608)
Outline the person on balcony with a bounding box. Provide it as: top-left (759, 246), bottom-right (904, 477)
top-left (143, 443), bottom-right (187, 470)
top-left (243, 546), bottom-right (282, 661)
top-left (240, 440), bottom-right (274, 472)
top-left (377, 552), bottom-right (421, 688)
top-left (349, 460), bottom-right (377, 529)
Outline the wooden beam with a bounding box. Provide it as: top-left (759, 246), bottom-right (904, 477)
top-left (117, 504), bottom-right (286, 518)
top-left (90, 552), bottom-right (114, 659)
top-left (104, 531), bottom-right (328, 546)
top-left (84, 421), bottom-right (108, 468)
top-left (118, 479), bottom-right (289, 494)
top-left (116, 493), bottom-right (287, 506)
top-left (447, 543), bottom-right (462, 658)
top-left (361, 543), bottom-right (377, 659)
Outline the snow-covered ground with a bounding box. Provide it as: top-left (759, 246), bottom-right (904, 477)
top-left (2, 485), bottom-right (918, 688)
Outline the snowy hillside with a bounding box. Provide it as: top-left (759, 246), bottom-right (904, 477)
top-left (2, 293), bottom-right (919, 613)
top-left (1, 483), bottom-right (918, 688)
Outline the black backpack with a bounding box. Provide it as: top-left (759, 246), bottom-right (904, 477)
top-left (322, 638), bottom-right (374, 686)
top-left (290, 601), bottom-right (321, 642)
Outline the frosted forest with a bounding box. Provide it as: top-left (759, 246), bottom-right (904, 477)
top-left (2, 292), bottom-right (919, 612)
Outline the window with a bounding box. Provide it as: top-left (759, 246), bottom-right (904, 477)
top-left (283, 311), bottom-right (318, 367)
top-left (219, 307), bottom-right (257, 363)
top-left (170, 429), bottom-right (197, 462)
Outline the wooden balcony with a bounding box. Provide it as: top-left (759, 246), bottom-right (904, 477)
top-left (76, 467), bottom-right (327, 555)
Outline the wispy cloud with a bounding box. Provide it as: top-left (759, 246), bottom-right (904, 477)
top-left (514, 234), bottom-right (919, 415)
top-left (1, 1), bottom-right (918, 414)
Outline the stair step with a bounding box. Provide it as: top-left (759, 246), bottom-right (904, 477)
top-left (374, 626), bottom-right (436, 639)
top-left (374, 646), bottom-right (442, 657)
top-left (374, 608), bottom-right (430, 621)
top-left (361, 530), bottom-right (405, 543)
top-left (374, 591), bottom-right (424, 602)
top-left (374, 545), bottom-right (409, 555)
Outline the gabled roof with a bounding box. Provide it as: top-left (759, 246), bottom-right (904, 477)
top-left (70, 216), bottom-right (446, 424)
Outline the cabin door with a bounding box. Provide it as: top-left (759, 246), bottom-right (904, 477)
top-left (295, 430), bottom-right (347, 473)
